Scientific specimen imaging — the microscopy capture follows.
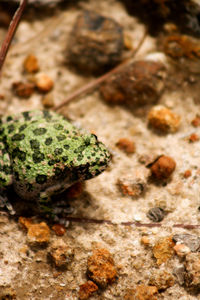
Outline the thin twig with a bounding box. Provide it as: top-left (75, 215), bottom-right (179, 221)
top-left (54, 30), bottom-right (147, 111)
top-left (0, 0), bottom-right (27, 78)
top-left (65, 216), bottom-right (200, 229)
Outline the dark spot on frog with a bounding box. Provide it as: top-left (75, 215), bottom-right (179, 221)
top-left (11, 133), bottom-right (25, 141)
top-left (7, 124), bottom-right (15, 133)
top-left (6, 116), bottom-right (13, 122)
top-left (62, 156), bottom-right (68, 162)
top-left (56, 135), bottom-right (66, 141)
top-left (32, 150), bottom-right (45, 163)
top-left (0, 128), bottom-right (4, 135)
top-left (11, 147), bottom-right (26, 161)
top-left (77, 154), bottom-right (83, 161)
top-left (19, 124), bottom-right (27, 132)
top-left (64, 144), bottom-right (70, 150)
top-left (14, 171), bottom-right (20, 181)
top-left (43, 110), bottom-right (52, 120)
top-left (33, 128), bottom-right (47, 136)
top-left (45, 137), bottom-right (53, 145)
top-left (36, 174), bottom-right (47, 184)
top-left (22, 111), bottom-right (31, 121)
top-left (54, 167), bottom-right (63, 178)
top-left (54, 123), bottom-right (64, 130)
top-left (30, 139), bottom-right (40, 150)
top-left (54, 148), bottom-right (63, 155)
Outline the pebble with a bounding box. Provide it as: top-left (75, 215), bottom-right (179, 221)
top-left (48, 239), bottom-right (74, 268)
top-left (36, 73), bottom-right (54, 93)
top-left (146, 207), bottom-right (165, 222)
top-left (117, 176), bottom-right (147, 198)
top-left (149, 155), bottom-right (176, 180)
top-left (27, 222), bottom-right (50, 246)
top-left (100, 60), bottom-right (166, 106)
top-left (149, 269), bottom-right (175, 290)
top-left (174, 244), bottom-right (191, 257)
top-left (191, 114), bottom-right (200, 127)
top-left (51, 224), bottom-right (66, 236)
top-left (78, 281), bottom-right (98, 300)
top-left (86, 248), bottom-right (117, 288)
top-left (124, 284), bottom-right (158, 300)
top-left (173, 266), bottom-right (185, 286)
top-left (116, 138), bottom-right (135, 154)
top-left (24, 54), bottom-right (39, 73)
top-left (67, 10), bottom-right (124, 74)
top-left (184, 252), bottom-right (200, 291)
top-left (148, 105), bottom-right (181, 133)
top-left (12, 81), bottom-right (35, 98)
top-left (42, 93), bottom-right (55, 108)
top-left (183, 169), bottom-right (192, 178)
top-left (172, 234), bottom-right (200, 252)
top-left (153, 236), bottom-right (175, 265)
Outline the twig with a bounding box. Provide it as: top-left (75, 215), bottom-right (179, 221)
top-left (65, 216), bottom-right (200, 229)
top-left (54, 30), bottom-right (147, 111)
top-left (0, 0), bottom-right (27, 78)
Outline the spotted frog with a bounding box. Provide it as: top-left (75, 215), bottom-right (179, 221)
top-left (0, 110), bottom-right (111, 216)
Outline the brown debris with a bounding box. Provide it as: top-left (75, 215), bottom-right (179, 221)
top-left (67, 10), bottom-right (124, 74)
top-left (149, 270), bottom-right (175, 290)
top-left (48, 239), bottom-right (74, 268)
top-left (27, 222), bottom-right (50, 246)
top-left (163, 35), bottom-right (200, 59)
top-left (149, 155), bottom-right (176, 180)
top-left (188, 133), bottom-right (199, 143)
top-left (23, 54), bottom-right (39, 73)
top-left (153, 236), bottom-right (175, 265)
top-left (12, 81), bottom-right (35, 98)
top-left (116, 138), bottom-right (135, 154)
top-left (191, 114), bottom-right (200, 127)
top-left (42, 93), bottom-right (55, 108)
top-left (183, 169), bottom-right (192, 178)
top-left (100, 60), bottom-right (166, 107)
top-left (148, 105), bottom-right (181, 133)
top-left (124, 285), bottom-right (158, 300)
top-left (79, 281), bottom-right (98, 300)
top-left (87, 248), bottom-right (117, 288)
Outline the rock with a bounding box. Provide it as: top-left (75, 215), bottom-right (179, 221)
top-left (153, 236), bottom-right (175, 265)
top-left (79, 281), bottom-right (98, 300)
top-left (48, 239), bottom-right (74, 268)
top-left (27, 222), bottom-right (50, 246)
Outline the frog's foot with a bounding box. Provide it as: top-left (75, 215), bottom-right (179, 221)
top-left (0, 193), bottom-right (16, 215)
top-left (38, 192), bottom-right (73, 226)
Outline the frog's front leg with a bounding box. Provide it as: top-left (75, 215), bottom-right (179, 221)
top-left (39, 186), bottom-right (73, 223)
top-left (0, 141), bottom-right (15, 214)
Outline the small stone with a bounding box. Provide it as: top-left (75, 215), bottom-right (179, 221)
top-left (48, 239), bottom-right (74, 268)
top-left (27, 222), bottom-right (50, 246)
top-left (153, 236), bottom-right (175, 265)
top-left (141, 236), bottom-right (150, 246)
top-left (173, 266), bottom-right (185, 286)
top-left (117, 176), bottom-right (147, 198)
top-left (12, 81), bottom-right (35, 98)
top-left (148, 105), bottom-right (181, 133)
top-left (87, 248), bottom-right (117, 288)
top-left (124, 285), bottom-right (158, 300)
top-left (149, 270), bottom-right (175, 290)
top-left (36, 73), bottom-right (54, 93)
top-left (116, 138), bottom-right (135, 154)
top-left (149, 155), bottom-right (176, 180)
top-left (183, 169), bottom-right (192, 178)
top-left (42, 93), bottom-right (54, 108)
top-left (172, 234), bottom-right (200, 252)
top-left (188, 133), bottom-right (199, 143)
top-left (174, 244), bottom-right (191, 257)
top-left (52, 224), bottom-right (66, 236)
top-left (79, 281), bottom-right (98, 300)
top-left (147, 207), bottom-right (165, 222)
top-left (100, 60), bottom-right (166, 106)
top-left (67, 10), bottom-right (124, 74)
top-left (18, 216), bottom-right (33, 230)
top-left (185, 252), bottom-right (200, 291)
top-left (191, 115), bottom-right (200, 127)
top-left (24, 54), bottom-right (39, 73)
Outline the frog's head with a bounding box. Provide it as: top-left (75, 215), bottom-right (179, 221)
top-left (71, 134), bottom-right (111, 181)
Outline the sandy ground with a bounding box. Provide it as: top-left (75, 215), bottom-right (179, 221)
top-left (1, 0), bottom-right (200, 299)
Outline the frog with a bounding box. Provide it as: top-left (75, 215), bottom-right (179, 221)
top-left (0, 110), bottom-right (111, 218)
